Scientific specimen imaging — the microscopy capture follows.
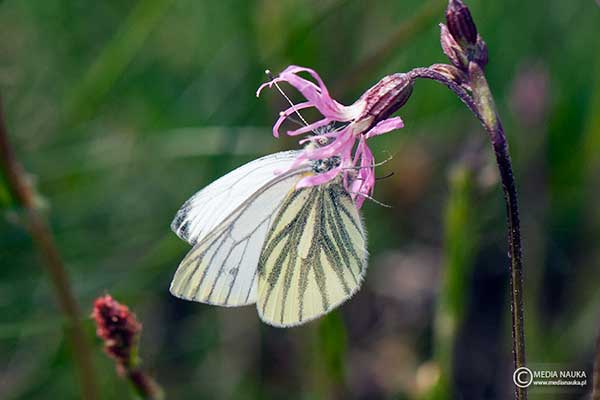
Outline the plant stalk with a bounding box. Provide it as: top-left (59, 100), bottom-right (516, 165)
top-left (593, 322), bottom-right (600, 400)
top-left (409, 63), bottom-right (527, 399)
top-left (126, 368), bottom-right (165, 400)
top-left (468, 62), bottom-right (527, 400)
top-left (0, 94), bottom-right (98, 400)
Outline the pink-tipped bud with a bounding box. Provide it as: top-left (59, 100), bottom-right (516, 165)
top-left (92, 294), bottom-right (142, 370)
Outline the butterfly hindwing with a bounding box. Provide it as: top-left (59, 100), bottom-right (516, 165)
top-left (257, 179), bottom-right (368, 327)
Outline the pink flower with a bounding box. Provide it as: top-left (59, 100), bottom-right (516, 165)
top-left (257, 66), bottom-right (412, 208)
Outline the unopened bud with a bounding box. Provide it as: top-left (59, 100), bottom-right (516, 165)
top-left (440, 24), bottom-right (468, 70)
top-left (446, 0), bottom-right (478, 46)
top-left (443, 1), bottom-right (488, 69)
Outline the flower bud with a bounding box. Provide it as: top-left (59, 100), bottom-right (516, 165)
top-left (446, 0), bottom-right (477, 46)
top-left (444, 1), bottom-right (488, 69)
top-left (440, 23), bottom-right (468, 70)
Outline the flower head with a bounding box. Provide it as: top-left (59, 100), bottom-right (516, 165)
top-left (92, 294), bottom-right (142, 371)
top-left (257, 66), bottom-right (412, 208)
top-left (92, 295), bottom-right (164, 399)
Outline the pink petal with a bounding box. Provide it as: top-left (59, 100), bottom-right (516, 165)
top-left (272, 101), bottom-right (313, 137)
top-left (304, 128), bottom-right (354, 160)
top-left (352, 137), bottom-right (365, 164)
top-left (350, 140), bottom-right (373, 194)
top-left (273, 155), bottom-right (310, 175)
top-left (296, 166), bottom-right (342, 189)
top-left (355, 195), bottom-right (366, 209)
top-left (256, 81), bottom-right (273, 97)
top-left (360, 145), bottom-right (375, 194)
top-left (365, 117), bottom-right (404, 139)
top-left (280, 66), bottom-right (329, 95)
top-left (276, 66), bottom-right (359, 121)
top-left (287, 118), bottom-right (332, 137)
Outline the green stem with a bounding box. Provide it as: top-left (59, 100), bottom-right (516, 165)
top-left (468, 62), bottom-right (527, 400)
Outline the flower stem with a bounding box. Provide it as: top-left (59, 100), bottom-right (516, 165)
top-left (0, 94), bottom-right (98, 400)
top-left (126, 368), bottom-right (165, 400)
top-left (407, 67), bottom-right (481, 122)
top-left (409, 62), bottom-right (527, 399)
top-left (593, 323), bottom-right (600, 400)
top-left (467, 63), bottom-right (527, 400)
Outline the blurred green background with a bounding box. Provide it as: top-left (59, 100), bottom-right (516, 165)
top-left (1, 0), bottom-right (599, 399)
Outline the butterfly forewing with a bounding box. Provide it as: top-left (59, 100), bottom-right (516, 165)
top-left (170, 154), bottom-right (309, 306)
top-left (257, 179), bottom-right (368, 327)
top-left (171, 151), bottom-right (301, 245)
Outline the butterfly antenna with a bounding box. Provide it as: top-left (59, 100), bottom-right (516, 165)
top-left (342, 154), bottom-right (394, 170)
top-left (285, 114), bottom-right (309, 128)
top-left (265, 69), bottom-right (311, 128)
top-left (352, 192), bottom-right (393, 208)
top-left (375, 171), bottom-right (395, 181)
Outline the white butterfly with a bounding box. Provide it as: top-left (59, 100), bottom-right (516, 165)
top-left (170, 149), bottom-right (368, 327)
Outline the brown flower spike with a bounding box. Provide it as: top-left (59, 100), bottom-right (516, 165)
top-left (92, 295), bottom-right (163, 400)
top-left (92, 294), bottom-right (141, 369)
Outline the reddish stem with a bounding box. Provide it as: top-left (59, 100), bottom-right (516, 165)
top-left (0, 94), bottom-right (98, 400)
